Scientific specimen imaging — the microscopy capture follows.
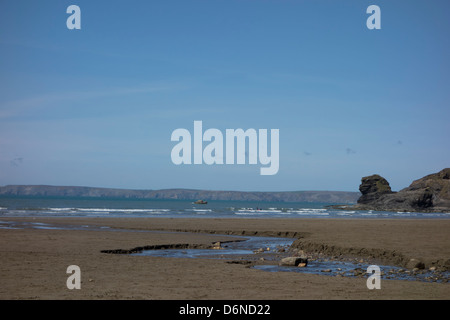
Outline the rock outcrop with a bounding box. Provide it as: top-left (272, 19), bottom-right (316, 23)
top-left (352, 168), bottom-right (450, 213)
top-left (357, 174), bottom-right (393, 204)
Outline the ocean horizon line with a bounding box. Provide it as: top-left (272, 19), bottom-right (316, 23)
top-left (0, 184), bottom-right (358, 193)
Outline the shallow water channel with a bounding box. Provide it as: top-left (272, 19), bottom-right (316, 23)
top-left (131, 234), bottom-right (449, 284)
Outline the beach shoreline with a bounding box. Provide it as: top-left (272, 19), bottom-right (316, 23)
top-left (0, 216), bottom-right (449, 300)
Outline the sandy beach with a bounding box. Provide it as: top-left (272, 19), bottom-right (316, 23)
top-left (0, 216), bottom-right (449, 300)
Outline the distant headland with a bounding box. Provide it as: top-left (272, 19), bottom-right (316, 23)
top-left (0, 185), bottom-right (359, 204)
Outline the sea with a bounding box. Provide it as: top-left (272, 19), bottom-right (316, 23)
top-left (1, 196), bottom-right (449, 219)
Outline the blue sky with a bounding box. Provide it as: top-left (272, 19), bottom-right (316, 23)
top-left (0, 0), bottom-right (449, 192)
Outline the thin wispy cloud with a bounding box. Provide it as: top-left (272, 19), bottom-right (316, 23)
top-left (0, 38), bottom-right (135, 60)
top-left (0, 84), bottom-right (175, 120)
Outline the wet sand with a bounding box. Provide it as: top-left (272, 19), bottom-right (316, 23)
top-left (0, 217), bottom-right (449, 300)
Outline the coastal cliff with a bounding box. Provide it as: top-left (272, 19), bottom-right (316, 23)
top-left (0, 185), bottom-right (360, 204)
top-left (349, 168), bottom-right (450, 213)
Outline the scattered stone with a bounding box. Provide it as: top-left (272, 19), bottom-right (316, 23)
top-left (353, 268), bottom-right (364, 276)
top-left (321, 269), bottom-right (332, 273)
top-left (226, 260), bottom-right (252, 265)
top-left (211, 242), bottom-right (223, 250)
top-left (279, 256), bottom-right (308, 267)
top-left (406, 258), bottom-right (425, 270)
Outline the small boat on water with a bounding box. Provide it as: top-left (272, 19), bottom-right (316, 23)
top-left (193, 200), bottom-right (208, 204)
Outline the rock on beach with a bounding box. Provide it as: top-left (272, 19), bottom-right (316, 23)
top-left (279, 256), bottom-right (308, 267)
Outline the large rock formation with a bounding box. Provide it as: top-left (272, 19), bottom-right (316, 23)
top-left (353, 168), bottom-right (450, 213)
top-left (357, 174), bottom-right (393, 204)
